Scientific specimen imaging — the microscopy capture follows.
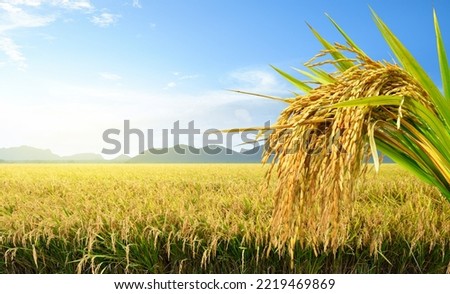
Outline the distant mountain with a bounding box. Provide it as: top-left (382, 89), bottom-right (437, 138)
top-left (0, 146), bottom-right (61, 161)
top-left (61, 153), bottom-right (105, 162)
top-left (129, 145), bottom-right (392, 164)
top-left (0, 145), bottom-right (394, 164)
top-left (0, 146), bottom-right (106, 163)
top-left (111, 154), bottom-right (132, 163)
top-left (129, 144), bottom-right (264, 163)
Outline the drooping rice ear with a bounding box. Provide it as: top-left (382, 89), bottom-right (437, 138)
top-left (265, 46), bottom-right (449, 257)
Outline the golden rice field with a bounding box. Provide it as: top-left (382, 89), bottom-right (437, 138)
top-left (1, 164), bottom-right (450, 273)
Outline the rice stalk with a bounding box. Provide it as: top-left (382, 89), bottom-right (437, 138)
top-left (256, 10), bottom-right (450, 257)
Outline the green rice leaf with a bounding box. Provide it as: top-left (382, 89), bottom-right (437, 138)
top-left (228, 90), bottom-right (294, 103)
top-left (325, 13), bottom-right (365, 55)
top-left (292, 67), bottom-right (334, 85)
top-left (375, 139), bottom-right (450, 200)
top-left (309, 67), bottom-right (336, 83)
top-left (404, 98), bottom-right (450, 155)
top-left (327, 95), bottom-right (403, 108)
top-left (270, 65), bottom-right (312, 93)
top-left (307, 24), bottom-right (355, 72)
top-left (371, 8), bottom-right (450, 128)
top-left (434, 9), bottom-right (450, 100)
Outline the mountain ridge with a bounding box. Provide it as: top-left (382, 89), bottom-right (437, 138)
top-left (129, 144), bottom-right (263, 163)
top-left (0, 145), bottom-right (393, 163)
top-left (0, 145), bottom-right (264, 163)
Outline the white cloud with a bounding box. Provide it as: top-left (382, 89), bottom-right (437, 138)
top-left (99, 72), bottom-right (122, 81)
top-left (0, 0), bottom-right (94, 69)
top-left (230, 70), bottom-right (278, 89)
top-left (54, 0), bottom-right (93, 10)
top-left (132, 0), bottom-right (141, 8)
top-left (0, 2), bottom-right (55, 32)
top-left (91, 12), bottom-right (120, 28)
top-left (222, 68), bottom-right (291, 96)
top-left (0, 37), bottom-right (26, 70)
top-left (0, 2), bottom-right (54, 68)
top-left (5, 0), bottom-right (43, 7)
top-left (179, 74), bottom-right (199, 80)
top-left (1, 0), bottom-right (93, 10)
top-left (165, 81), bottom-right (176, 89)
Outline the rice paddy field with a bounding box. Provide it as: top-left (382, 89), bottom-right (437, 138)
top-left (1, 163), bottom-right (450, 274)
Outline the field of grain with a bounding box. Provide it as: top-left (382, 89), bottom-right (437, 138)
top-left (1, 164), bottom-right (450, 273)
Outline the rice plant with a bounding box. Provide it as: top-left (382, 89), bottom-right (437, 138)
top-left (254, 9), bottom-right (450, 255)
top-left (1, 164), bottom-right (450, 273)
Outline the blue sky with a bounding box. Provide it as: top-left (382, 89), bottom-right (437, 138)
top-left (0, 0), bottom-right (449, 156)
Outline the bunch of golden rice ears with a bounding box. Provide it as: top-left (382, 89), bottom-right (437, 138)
top-left (230, 9), bottom-right (450, 254)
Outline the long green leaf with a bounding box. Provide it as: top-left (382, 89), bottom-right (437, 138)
top-left (307, 24), bottom-right (355, 72)
top-left (376, 139), bottom-right (450, 200)
top-left (376, 127), bottom-right (450, 196)
top-left (270, 65), bottom-right (312, 93)
top-left (371, 8), bottom-right (450, 128)
top-left (292, 67), bottom-right (333, 85)
top-left (326, 95), bottom-right (403, 108)
top-left (228, 90), bottom-right (294, 103)
top-left (404, 98), bottom-right (450, 156)
top-left (434, 9), bottom-right (450, 100)
top-left (309, 67), bottom-right (336, 83)
top-left (325, 13), bottom-right (365, 55)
